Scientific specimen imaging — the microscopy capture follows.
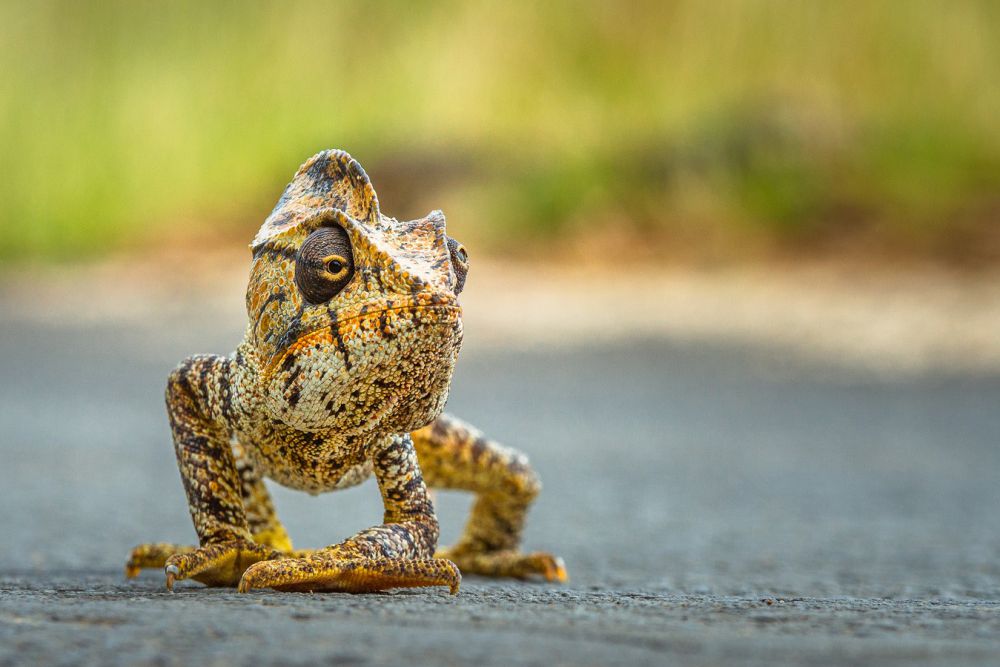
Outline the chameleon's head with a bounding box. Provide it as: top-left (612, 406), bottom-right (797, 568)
top-left (245, 150), bottom-right (468, 434)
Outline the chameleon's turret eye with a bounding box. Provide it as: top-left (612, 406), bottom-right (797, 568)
top-left (295, 226), bottom-right (355, 304)
top-left (447, 236), bottom-right (469, 295)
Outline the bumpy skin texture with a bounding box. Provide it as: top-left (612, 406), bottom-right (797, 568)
top-left (126, 150), bottom-right (565, 594)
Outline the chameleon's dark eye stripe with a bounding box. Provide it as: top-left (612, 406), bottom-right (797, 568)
top-left (295, 226), bottom-right (355, 304)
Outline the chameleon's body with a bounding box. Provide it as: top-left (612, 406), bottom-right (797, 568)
top-left (126, 150), bottom-right (564, 593)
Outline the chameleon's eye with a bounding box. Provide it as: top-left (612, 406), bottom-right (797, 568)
top-left (295, 226), bottom-right (355, 304)
top-left (447, 236), bottom-right (469, 295)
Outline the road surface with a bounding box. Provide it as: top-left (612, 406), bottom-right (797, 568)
top-left (0, 293), bottom-right (998, 665)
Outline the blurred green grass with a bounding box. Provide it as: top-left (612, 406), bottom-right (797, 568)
top-left (1, 1), bottom-right (998, 263)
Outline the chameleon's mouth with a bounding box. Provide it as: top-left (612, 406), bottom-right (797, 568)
top-left (263, 300), bottom-right (461, 380)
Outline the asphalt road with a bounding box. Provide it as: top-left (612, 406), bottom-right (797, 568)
top-left (1, 296), bottom-right (999, 665)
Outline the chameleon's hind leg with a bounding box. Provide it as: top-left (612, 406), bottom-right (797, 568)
top-left (126, 439), bottom-right (298, 578)
top-left (412, 414), bottom-right (567, 582)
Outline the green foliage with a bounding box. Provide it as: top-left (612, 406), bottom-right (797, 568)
top-left (1, 0), bottom-right (998, 261)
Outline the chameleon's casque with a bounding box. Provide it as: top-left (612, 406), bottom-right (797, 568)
top-left (127, 150), bottom-right (564, 593)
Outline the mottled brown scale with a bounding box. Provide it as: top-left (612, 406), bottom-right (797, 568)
top-left (126, 149), bottom-right (565, 594)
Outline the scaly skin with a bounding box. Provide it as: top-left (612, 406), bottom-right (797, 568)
top-left (126, 149), bottom-right (565, 594)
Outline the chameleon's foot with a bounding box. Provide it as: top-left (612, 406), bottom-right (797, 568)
top-left (237, 554), bottom-right (461, 594)
top-left (126, 530), bottom-right (295, 582)
top-left (162, 539), bottom-right (278, 590)
top-left (437, 547), bottom-right (568, 582)
top-left (125, 543), bottom-right (196, 579)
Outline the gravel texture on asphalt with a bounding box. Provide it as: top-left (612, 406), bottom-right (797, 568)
top-left (1, 296), bottom-right (999, 666)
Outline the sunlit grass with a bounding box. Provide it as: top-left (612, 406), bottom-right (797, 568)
top-left (1, 1), bottom-right (998, 262)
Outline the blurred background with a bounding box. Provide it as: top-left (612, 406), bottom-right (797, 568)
top-left (1, 5), bottom-right (1000, 658)
top-left (1, 0), bottom-right (998, 265)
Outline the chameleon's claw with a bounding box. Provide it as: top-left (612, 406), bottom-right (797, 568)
top-left (165, 564), bottom-right (179, 592)
top-left (548, 556), bottom-right (568, 583)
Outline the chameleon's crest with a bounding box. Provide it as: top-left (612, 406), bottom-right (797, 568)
top-left (252, 150), bottom-right (381, 249)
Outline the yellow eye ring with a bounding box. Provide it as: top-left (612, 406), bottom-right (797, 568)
top-left (322, 254), bottom-right (349, 280)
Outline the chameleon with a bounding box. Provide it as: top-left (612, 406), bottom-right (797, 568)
top-left (125, 149), bottom-right (566, 594)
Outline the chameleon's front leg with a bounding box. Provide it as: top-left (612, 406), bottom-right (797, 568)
top-left (238, 433), bottom-right (461, 594)
top-left (132, 356), bottom-right (277, 589)
top-left (126, 439), bottom-right (294, 578)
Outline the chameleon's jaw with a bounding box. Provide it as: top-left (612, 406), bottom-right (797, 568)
top-left (259, 297), bottom-right (463, 435)
top-left (263, 299), bottom-right (461, 380)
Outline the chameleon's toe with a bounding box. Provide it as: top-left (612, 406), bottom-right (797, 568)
top-left (164, 564), bottom-right (180, 591)
top-left (237, 555), bottom-right (461, 594)
top-left (125, 543), bottom-right (196, 579)
top-left (545, 555), bottom-right (568, 582)
top-left (163, 539), bottom-right (278, 589)
top-left (437, 548), bottom-right (568, 583)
